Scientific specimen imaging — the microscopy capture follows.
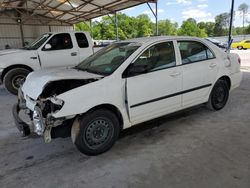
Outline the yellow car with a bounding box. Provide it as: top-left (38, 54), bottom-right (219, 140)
top-left (231, 40), bottom-right (250, 50)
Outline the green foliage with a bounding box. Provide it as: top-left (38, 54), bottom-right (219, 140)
top-left (178, 18), bottom-right (207, 37)
top-left (238, 3), bottom-right (249, 14)
top-left (238, 3), bottom-right (249, 34)
top-left (197, 22), bottom-right (215, 37)
top-left (214, 13), bottom-right (231, 36)
top-left (158, 19), bottom-right (178, 36)
top-left (246, 25), bottom-right (250, 34)
top-left (74, 22), bottom-right (91, 32)
top-left (74, 8), bottom-right (249, 40)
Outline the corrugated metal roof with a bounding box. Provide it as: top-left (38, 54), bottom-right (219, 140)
top-left (0, 0), bottom-right (156, 25)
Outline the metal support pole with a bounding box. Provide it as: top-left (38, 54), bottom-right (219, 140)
top-left (90, 19), bottom-right (93, 38)
top-left (147, 1), bottom-right (158, 36)
top-left (19, 22), bottom-right (25, 47)
top-left (115, 12), bottom-right (118, 41)
top-left (155, 0), bottom-right (158, 36)
top-left (227, 0), bottom-right (234, 53)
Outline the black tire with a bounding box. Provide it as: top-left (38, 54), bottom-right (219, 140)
top-left (207, 80), bottom-right (229, 111)
top-left (3, 68), bottom-right (30, 95)
top-left (74, 109), bottom-right (120, 156)
top-left (237, 46), bottom-right (243, 50)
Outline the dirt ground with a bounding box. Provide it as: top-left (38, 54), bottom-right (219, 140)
top-left (0, 63), bottom-right (250, 187)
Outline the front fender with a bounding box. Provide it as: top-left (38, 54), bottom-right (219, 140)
top-left (0, 50), bottom-right (40, 71)
top-left (51, 76), bottom-right (130, 128)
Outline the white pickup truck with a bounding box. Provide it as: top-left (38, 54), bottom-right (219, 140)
top-left (0, 31), bottom-right (99, 94)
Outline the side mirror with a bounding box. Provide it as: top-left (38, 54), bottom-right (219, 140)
top-left (125, 64), bottom-right (148, 77)
top-left (44, 44), bottom-right (52, 50)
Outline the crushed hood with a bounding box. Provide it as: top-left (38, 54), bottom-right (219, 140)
top-left (22, 67), bottom-right (103, 99)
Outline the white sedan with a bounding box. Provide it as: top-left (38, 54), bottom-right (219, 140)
top-left (13, 36), bottom-right (242, 155)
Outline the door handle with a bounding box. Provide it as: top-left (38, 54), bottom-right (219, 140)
top-left (71, 52), bottom-right (77, 56)
top-left (170, 72), bottom-right (181, 77)
top-left (209, 63), bottom-right (217, 68)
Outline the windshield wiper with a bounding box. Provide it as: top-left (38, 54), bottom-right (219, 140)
top-left (73, 67), bottom-right (106, 76)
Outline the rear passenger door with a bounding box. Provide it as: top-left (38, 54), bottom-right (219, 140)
top-left (177, 40), bottom-right (218, 107)
top-left (126, 41), bottom-right (182, 124)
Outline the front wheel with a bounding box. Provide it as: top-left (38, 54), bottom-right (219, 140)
top-left (73, 109), bottom-right (120, 156)
top-left (207, 80), bottom-right (229, 111)
top-left (3, 68), bottom-right (30, 95)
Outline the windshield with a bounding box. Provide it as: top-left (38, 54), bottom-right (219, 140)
top-left (25, 34), bottom-right (52, 50)
top-left (76, 42), bottom-right (141, 76)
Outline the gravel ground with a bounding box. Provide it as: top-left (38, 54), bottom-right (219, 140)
top-left (0, 70), bottom-right (250, 188)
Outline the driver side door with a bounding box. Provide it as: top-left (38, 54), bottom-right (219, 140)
top-left (125, 41), bottom-right (182, 125)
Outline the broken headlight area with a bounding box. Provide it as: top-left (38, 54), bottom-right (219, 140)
top-left (33, 106), bottom-right (45, 135)
top-left (30, 96), bottom-right (65, 136)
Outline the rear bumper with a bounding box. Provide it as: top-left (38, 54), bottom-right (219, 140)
top-left (12, 103), bottom-right (31, 136)
top-left (230, 71), bottom-right (243, 90)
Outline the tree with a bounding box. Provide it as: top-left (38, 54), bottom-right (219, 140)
top-left (74, 22), bottom-right (91, 33)
top-left (238, 3), bottom-right (249, 34)
top-left (214, 13), bottom-right (230, 36)
top-left (246, 24), bottom-right (250, 34)
top-left (135, 14), bottom-right (154, 37)
top-left (198, 21), bottom-right (215, 36)
top-left (178, 18), bottom-right (207, 37)
top-left (158, 19), bottom-right (178, 36)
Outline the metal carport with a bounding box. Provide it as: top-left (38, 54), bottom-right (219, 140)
top-left (0, 0), bottom-right (157, 49)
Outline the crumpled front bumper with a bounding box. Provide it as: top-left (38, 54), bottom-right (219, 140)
top-left (12, 103), bottom-right (31, 136)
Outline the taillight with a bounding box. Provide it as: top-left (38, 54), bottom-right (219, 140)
top-left (238, 57), bottom-right (241, 65)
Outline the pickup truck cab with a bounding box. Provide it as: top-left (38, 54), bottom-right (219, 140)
top-left (0, 31), bottom-right (96, 94)
top-left (13, 36), bottom-right (242, 156)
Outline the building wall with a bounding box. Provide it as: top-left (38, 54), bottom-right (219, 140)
top-left (0, 24), bottom-right (74, 50)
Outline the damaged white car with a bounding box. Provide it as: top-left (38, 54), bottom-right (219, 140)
top-left (13, 36), bottom-right (242, 155)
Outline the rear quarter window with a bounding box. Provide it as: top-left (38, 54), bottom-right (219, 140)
top-left (177, 41), bottom-right (215, 64)
top-left (75, 33), bottom-right (89, 48)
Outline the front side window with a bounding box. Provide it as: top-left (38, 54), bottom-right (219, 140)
top-left (75, 33), bottom-right (89, 48)
top-left (178, 41), bottom-right (215, 64)
top-left (76, 42), bottom-right (141, 76)
top-left (44, 33), bottom-right (73, 50)
top-left (132, 42), bottom-right (176, 72)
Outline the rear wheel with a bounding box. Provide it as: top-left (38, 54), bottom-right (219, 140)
top-left (73, 109), bottom-right (120, 156)
top-left (207, 80), bottom-right (229, 111)
top-left (237, 46), bottom-right (243, 50)
top-left (3, 68), bottom-right (30, 95)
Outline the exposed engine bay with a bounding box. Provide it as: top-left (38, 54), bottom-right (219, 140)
top-left (40, 78), bottom-right (99, 98)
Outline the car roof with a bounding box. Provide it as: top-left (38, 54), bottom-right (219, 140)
top-left (121, 36), bottom-right (206, 44)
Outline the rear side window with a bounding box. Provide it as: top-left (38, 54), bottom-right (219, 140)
top-left (75, 33), bottom-right (89, 48)
top-left (45, 33), bottom-right (73, 50)
top-left (177, 41), bottom-right (215, 64)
